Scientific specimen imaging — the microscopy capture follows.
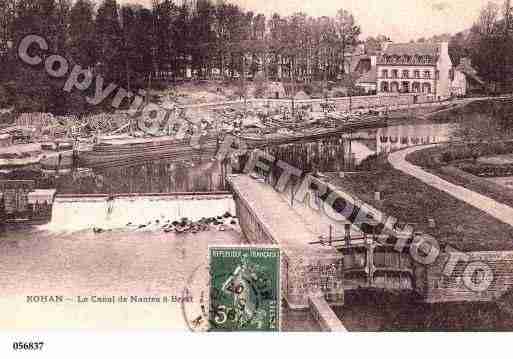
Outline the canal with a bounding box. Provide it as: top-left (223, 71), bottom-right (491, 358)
top-left (3, 119), bottom-right (507, 331)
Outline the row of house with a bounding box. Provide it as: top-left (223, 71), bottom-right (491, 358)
top-left (355, 42), bottom-right (484, 98)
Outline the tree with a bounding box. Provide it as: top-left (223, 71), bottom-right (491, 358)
top-left (0, 0), bottom-right (15, 51)
top-left (364, 35), bottom-right (390, 53)
top-left (469, 1), bottom-right (513, 90)
top-left (334, 9), bottom-right (360, 78)
top-left (0, 0), bottom-right (16, 81)
top-left (477, 2), bottom-right (499, 36)
top-left (69, 0), bottom-right (96, 67)
top-left (96, 0), bottom-right (123, 83)
top-left (448, 32), bottom-right (470, 66)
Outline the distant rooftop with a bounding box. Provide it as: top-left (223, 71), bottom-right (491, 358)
top-left (382, 42), bottom-right (441, 57)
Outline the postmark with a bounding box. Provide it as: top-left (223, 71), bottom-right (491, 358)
top-left (208, 246), bottom-right (281, 332)
top-left (181, 263), bottom-right (210, 332)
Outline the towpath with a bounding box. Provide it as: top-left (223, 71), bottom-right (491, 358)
top-left (389, 145), bottom-right (513, 227)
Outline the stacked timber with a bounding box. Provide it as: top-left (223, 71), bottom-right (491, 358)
top-left (79, 135), bottom-right (218, 168)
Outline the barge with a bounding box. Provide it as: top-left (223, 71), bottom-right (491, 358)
top-left (78, 135), bottom-right (220, 168)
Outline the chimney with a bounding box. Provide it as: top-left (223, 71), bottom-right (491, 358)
top-left (371, 55), bottom-right (377, 67)
top-left (440, 41), bottom-right (449, 57)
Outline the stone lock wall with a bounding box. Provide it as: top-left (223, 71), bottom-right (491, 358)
top-left (424, 251), bottom-right (513, 303)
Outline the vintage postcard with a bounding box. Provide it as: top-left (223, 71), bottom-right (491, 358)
top-left (1, 0), bottom-right (513, 354)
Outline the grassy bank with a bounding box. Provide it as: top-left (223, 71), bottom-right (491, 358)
top-left (326, 162), bottom-right (513, 252)
top-left (406, 144), bottom-right (513, 210)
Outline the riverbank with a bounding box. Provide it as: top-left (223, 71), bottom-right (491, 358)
top-left (406, 143), bottom-right (513, 210)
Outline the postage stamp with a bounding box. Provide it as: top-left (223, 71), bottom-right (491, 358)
top-left (208, 246), bottom-right (281, 332)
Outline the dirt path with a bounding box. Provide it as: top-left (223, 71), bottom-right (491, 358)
top-left (389, 144), bottom-right (513, 227)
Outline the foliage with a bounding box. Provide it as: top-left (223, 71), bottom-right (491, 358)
top-left (0, 0), bottom-right (365, 113)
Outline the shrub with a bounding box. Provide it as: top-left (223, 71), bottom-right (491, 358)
top-left (0, 85), bottom-right (10, 108)
top-left (303, 83), bottom-right (314, 95)
top-left (441, 151), bottom-right (453, 163)
top-left (254, 84), bottom-right (266, 98)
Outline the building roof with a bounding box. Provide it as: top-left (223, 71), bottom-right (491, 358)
top-left (351, 55), bottom-right (373, 73)
top-left (382, 42), bottom-right (441, 57)
top-left (356, 66), bottom-right (377, 84)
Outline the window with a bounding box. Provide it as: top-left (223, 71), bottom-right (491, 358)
top-left (381, 70), bottom-right (388, 78)
top-left (392, 70), bottom-right (398, 79)
top-left (414, 70), bottom-right (420, 79)
top-left (402, 70), bottom-right (409, 79)
top-left (424, 70), bottom-right (431, 79)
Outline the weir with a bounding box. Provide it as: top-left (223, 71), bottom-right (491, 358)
top-left (45, 192), bottom-right (235, 232)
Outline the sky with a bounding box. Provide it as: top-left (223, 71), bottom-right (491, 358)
top-left (114, 0), bottom-right (505, 42)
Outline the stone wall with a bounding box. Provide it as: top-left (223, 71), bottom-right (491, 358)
top-left (308, 296), bottom-right (346, 332)
top-left (233, 191), bottom-right (274, 245)
top-left (282, 248), bottom-right (344, 309)
top-left (231, 183), bottom-right (344, 309)
top-left (424, 251), bottom-right (513, 303)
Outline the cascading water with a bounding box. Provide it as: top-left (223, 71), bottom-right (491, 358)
top-left (42, 195), bottom-right (236, 233)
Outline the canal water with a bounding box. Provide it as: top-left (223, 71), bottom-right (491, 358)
top-left (0, 121), bottom-right (455, 195)
top-left (0, 225), bottom-right (244, 329)
top-left (0, 198), bottom-right (318, 330)
top-left (374, 122), bottom-right (455, 154)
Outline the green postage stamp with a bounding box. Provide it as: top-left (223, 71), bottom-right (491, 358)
top-left (209, 246), bottom-right (281, 331)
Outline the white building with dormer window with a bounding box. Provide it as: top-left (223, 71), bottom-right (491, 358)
top-left (376, 42), bottom-right (453, 99)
